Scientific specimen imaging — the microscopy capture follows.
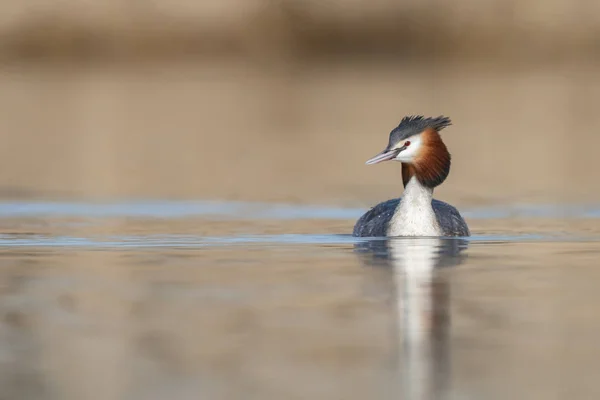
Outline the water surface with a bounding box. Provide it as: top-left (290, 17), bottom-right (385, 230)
top-left (0, 200), bottom-right (599, 399)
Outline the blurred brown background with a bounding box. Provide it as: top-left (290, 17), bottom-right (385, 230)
top-left (1, 0), bottom-right (600, 207)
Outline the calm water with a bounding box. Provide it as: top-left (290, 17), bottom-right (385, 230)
top-left (0, 201), bottom-right (600, 400)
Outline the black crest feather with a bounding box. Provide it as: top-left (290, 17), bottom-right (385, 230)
top-left (398, 115), bottom-right (452, 132)
top-left (388, 115), bottom-right (452, 146)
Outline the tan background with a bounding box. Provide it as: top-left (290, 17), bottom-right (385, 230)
top-left (0, 0), bottom-right (599, 208)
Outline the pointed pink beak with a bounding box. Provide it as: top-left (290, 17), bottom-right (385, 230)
top-left (365, 149), bottom-right (400, 165)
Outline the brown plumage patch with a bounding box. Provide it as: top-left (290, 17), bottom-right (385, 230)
top-left (403, 128), bottom-right (451, 188)
top-left (401, 163), bottom-right (416, 187)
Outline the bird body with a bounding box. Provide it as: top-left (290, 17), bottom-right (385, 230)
top-left (353, 116), bottom-right (469, 237)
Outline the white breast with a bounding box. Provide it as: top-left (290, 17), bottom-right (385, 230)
top-left (387, 177), bottom-right (441, 237)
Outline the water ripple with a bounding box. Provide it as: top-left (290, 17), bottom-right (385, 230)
top-left (0, 200), bottom-right (599, 220)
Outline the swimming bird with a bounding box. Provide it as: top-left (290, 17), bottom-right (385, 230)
top-left (353, 115), bottom-right (470, 237)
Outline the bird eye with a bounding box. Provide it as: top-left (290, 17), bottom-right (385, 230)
top-left (404, 141), bottom-right (411, 147)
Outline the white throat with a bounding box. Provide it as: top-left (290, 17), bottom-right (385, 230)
top-left (387, 176), bottom-right (441, 237)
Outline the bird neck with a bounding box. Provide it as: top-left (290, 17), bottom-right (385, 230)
top-left (388, 177), bottom-right (441, 237)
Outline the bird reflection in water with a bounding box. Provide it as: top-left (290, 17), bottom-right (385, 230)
top-left (355, 236), bottom-right (469, 400)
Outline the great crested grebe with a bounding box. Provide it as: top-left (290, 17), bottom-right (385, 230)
top-left (353, 115), bottom-right (470, 237)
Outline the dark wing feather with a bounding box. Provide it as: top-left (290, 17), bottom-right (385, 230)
top-left (352, 198), bottom-right (400, 237)
top-left (432, 199), bottom-right (470, 237)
